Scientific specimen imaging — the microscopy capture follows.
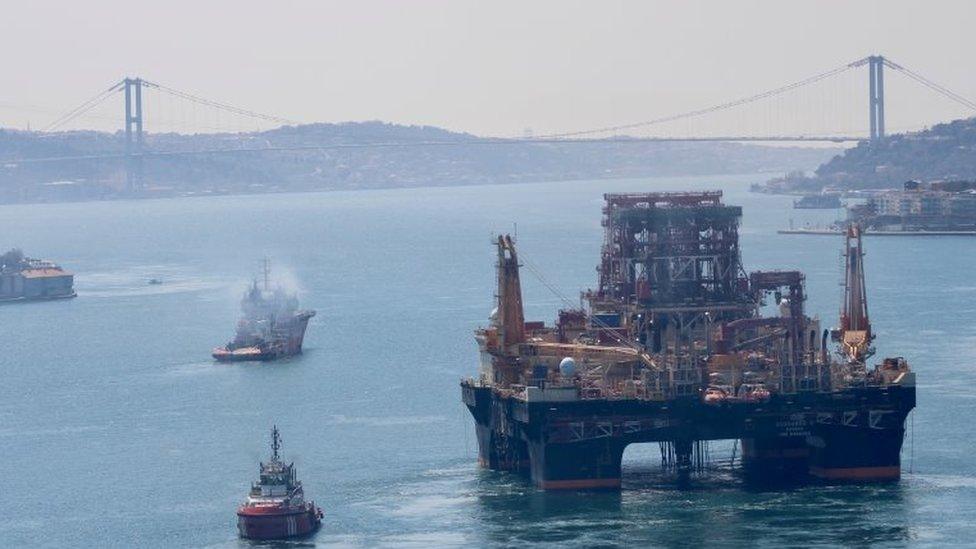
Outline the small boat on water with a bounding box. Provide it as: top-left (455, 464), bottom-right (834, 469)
top-left (237, 426), bottom-right (323, 540)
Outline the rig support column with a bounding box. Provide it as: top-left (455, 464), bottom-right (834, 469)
top-left (674, 439), bottom-right (693, 476)
top-left (740, 436), bottom-right (810, 480)
top-left (527, 439), bottom-right (625, 490)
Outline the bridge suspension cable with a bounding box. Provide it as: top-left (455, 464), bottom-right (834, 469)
top-left (530, 57), bottom-right (868, 140)
top-left (141, 80), bottom-right (298, 126)
top-left (883, 59), bottom-right (976, 112)
top-left (43, 80), bottom-right (123, 132)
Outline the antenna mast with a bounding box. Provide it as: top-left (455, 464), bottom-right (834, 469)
top-left (271, 425), bottom-right (281, 461)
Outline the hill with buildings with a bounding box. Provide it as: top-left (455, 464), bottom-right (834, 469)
top-left (0, 122), bottom-right (838, 203)
top-left (760, 117), bottom-right (976, 193)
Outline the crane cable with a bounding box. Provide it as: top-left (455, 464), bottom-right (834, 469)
top-left (517, 245), bottom-right (648, 356)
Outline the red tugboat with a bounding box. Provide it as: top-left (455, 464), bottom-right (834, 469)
top-left (237, 427), bottom-right (323, 540)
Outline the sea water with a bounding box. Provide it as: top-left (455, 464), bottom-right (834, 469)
top-left (1, 175), bottom-right (973, 547)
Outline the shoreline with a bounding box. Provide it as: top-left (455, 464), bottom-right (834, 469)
top-left (778, 228), bottom-right (976, 236)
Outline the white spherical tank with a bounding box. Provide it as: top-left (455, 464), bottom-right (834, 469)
top-left (559, 357), bottom-right (577, 378)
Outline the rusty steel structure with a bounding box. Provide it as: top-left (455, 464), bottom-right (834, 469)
top-left (462, 191), bottom-right (915, 490)
top-left (837, 224), bottom-right (874, 363)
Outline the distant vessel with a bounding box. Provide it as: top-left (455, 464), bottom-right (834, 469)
top-left (148, 278), bottom-right (163, 285)
top-left (212, 260), bottom-right (315, 362)
top-left (237, 426), bottom-right (323, 540)
top-left (793, 193), bottom-right (842, 209)
top-left (0, 249), bottom-right (76, 303)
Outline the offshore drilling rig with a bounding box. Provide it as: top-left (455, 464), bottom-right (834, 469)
top-left (461, 191), bottom-right (915, 489)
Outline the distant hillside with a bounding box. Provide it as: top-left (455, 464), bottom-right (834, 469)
top-left (760, 117), bottom-right (976, 193)
top-left (0, 122), bottom-right (838, 203)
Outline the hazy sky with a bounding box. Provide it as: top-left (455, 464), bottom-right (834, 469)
top-left (1, 1), bottom-right (974, 137)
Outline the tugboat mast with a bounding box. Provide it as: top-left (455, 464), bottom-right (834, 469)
top-left (271, 425), bottom-right (281, 461)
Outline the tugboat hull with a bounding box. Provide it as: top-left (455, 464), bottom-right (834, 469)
top-left (237, 506), bottom-right (322, 540)
top-left (213, 311), bottom-right (314, 362)
top-left (212, 347), bottom-right (276, 362)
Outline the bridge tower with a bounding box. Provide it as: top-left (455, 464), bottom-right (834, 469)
top-left (868, 56), bottom-right (885, 143)
top-left (123, 77), bottom-right (144, 190)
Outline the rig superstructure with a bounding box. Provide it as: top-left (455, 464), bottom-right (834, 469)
top-left (462, 191), bottom-right (915, 489)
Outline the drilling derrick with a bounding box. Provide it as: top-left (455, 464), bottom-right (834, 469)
top-left (596, 191), bottom-right (742, 309)
top-left (463, 191), bottom-right (915, 490)
top-left (590, 192), bottom-right (753, 396)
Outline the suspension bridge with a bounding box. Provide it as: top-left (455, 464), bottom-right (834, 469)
top-left (3, 54), bottom-right (976, 190)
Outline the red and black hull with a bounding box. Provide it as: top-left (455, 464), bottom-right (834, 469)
top-left (462, 382), bottom-right (915, 489)
top-left (237, 507), bottom-right (322, 540)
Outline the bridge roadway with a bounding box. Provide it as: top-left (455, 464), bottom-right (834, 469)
top-left (3, 135), bottom-right (862, 165)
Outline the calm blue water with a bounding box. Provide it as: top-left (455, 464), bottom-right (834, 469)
top-left (1, 176), bottom-right (974, 548)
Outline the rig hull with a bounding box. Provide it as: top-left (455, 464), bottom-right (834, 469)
top-left (463, 381), bottom-right (914, 489)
